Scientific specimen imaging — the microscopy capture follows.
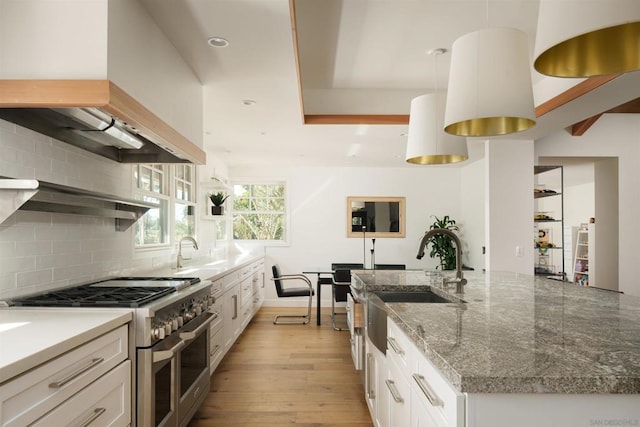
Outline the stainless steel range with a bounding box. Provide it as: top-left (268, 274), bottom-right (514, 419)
top-left (7, 276), bottom-right (215, 427)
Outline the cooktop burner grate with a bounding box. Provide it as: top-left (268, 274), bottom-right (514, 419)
top-left (11, 285), bottom-right (177, 308)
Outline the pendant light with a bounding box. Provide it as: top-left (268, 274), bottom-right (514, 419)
top-left (405, 49), bottom-right (468, 165)
top-left (444, 0), bottom-right (536, 137)
top-left (534, 0), bottom-right (640, 77)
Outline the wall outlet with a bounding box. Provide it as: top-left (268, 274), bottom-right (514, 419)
top-left (515, 246), bottom-right (524, 257)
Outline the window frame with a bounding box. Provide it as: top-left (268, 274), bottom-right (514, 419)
top-left (133, 164), bottom-right (198, 251)
top-left (230, 180), bottom-right (289, 245)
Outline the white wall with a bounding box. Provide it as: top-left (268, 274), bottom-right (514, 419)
top-left (485, 139), bottom-right (535, 274)
top-left (0, 0), bottom-right (203, 148)
top-left (229, 165), bottom-right (463, 306)
top-left (0, 0), bottom-right (109, 79)
top-left (108, 0), bottom-right (204, 147)
top-left (535, 114), bottom-right (640, 296)
top-left (460, 157), bottom-right (486, 271)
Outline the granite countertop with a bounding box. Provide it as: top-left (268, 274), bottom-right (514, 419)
top-left (0, 308), bottom-right (132, 384)
top-left (353, 270), bottom-right (640, 394)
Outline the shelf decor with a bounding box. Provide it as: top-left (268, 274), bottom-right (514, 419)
top-left (209, 191), bottom-right (229, 216)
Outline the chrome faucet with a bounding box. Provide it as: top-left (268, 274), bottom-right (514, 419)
top-left (416, 228), bottom-right (467, 293)
top-left (176, 236), bottom-right (199, 270)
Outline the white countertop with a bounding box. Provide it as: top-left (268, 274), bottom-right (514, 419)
top-left (0, 308), bottom-right (132, 384)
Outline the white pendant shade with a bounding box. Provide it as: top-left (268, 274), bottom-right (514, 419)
top-left (534, 0), bottom-right (640, 77)
top-left (406, 92), bottom-right (468, 165)
top-left (444, 27), bottom-right (536, 137)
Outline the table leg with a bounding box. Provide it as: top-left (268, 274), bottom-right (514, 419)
top-left (316, 276), bottom-right (322, 325)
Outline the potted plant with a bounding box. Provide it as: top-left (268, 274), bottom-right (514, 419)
top-left (426, 215), bottom-right (459, 270)
top-left (209, 191), bottom-right (229, 215)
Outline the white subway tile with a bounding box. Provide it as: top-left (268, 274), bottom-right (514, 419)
top-left (0, 256), bottom-right (36, 274)
top-left (16, 269), bottom-right (53, 288)
top-left (52, 240), bottom-right (81, 254)
top-left (15, 240), bottom-right (53, 257)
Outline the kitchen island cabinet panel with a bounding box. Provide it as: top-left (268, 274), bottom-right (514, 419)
top-left (353, 270), bottom-right (640, 426)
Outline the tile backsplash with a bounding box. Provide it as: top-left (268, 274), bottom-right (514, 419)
top-left (0, 119), bottom-right (154, 300)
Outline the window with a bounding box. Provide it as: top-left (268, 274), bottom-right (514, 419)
top-left (134, 164), bottom-right (197, 248)
top-left (174, 165), bottom-right (196, 242)
top-left (134, 165), bottom-right (169, 246)
top-left (232, 182), bottom-right (286, 241)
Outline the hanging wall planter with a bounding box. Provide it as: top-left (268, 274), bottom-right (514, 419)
top-left (209, 191), bottom-right (229, 216)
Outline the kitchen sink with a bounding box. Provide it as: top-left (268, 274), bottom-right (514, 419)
top-left (375, 290), bottom-right (454, 303)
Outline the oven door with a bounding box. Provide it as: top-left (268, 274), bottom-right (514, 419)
top-left (177, 311), bottom-right (215, 427)
top-left (137, 334), bottom-right (183, 427)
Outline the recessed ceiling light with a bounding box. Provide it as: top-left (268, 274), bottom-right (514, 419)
top-left (242, 99), bottom-right (256, 106)
top-left (207, 37), bottom-right (229, 48)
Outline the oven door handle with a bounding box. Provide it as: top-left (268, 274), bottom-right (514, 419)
top-left (152, 339), bottom-right (186, 363)
top-left (179, 312), bottom-right (215, 342)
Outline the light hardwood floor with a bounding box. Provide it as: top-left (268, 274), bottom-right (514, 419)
top-left (188, 307), bottom-right (374, 427)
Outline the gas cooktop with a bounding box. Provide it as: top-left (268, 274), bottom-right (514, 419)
top-left (9, 276), bottom-right (201, 308)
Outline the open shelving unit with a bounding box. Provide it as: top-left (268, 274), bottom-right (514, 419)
top-left (534, 166), bottom-right (565, 278)
top-left (573, 227), bottom-right (590, 286)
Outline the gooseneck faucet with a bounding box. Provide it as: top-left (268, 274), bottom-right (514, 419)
top-left (416, 228), bottom-right (467, 293)
top-left (176, 236), bottom-right (199, 270)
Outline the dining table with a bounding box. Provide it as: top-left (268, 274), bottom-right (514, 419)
top-left (302, 267), bottom-right (335, 326)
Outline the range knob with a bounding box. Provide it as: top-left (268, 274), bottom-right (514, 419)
top-left (195, 304), bottom-right (202, 316)
top-left (164, 322), bottom-right (172, 336)
top-left (171, 318), bottom-right (179, 330)
top-left (158, 327), bottom-right (166, 340)
top-left (151, 328), bottom-right (161, 340)
top-left (177, 316), bottom-right (184, 328)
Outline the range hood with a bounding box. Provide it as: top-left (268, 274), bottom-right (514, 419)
top-left (0, 178), bottom-right (158, 231)
top-left (0, 80), bottom-right (206, 164)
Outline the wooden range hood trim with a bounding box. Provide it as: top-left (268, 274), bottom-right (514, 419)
top-left (0, 80), bottom-right (206, 164)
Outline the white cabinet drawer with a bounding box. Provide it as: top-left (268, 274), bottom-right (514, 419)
top-left (209, 328), bottom-right (225, 373)
top-left (32, 360), bottom-right (131, 427)
top-left (387, 319), bottom-right (411, 371)
top-left (210, 279), bottom-right (223, 297)
top-left (0, 325), bottom-right (128, 427)
top-left (209, 299), bottom-right (223, 335)
top-left (410, 340), bottom-right (464, 427)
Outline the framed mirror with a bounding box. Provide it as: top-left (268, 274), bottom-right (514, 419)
top-left (347, 196), bottom-right (406, 238)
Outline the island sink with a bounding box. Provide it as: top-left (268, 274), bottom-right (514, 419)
top-left (375, 290), bottom-right (454, 303)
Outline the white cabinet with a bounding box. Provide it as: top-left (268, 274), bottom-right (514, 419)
top-left (384, 353), bottom-right (411, 427)
top-left (32, 360), bottom-right (131, 427)
top-left (208, 258), bottom-right (265, 374)
top-left (385, 318), bottom-right (464, 427)
top-left (0, 325), bottom-right (130, 426)
top-left (223, 282), bottom-right (242, 352)
top-left (364, 337), bottom-right (387, 427)
top-left (208, 280), bottom-right (225, 372)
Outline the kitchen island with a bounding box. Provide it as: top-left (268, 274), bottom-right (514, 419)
top-left (353, 269), bottom-right (640, 426)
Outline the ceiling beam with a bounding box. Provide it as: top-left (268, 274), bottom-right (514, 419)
top-left (304, 114), bottom-right (409, 125)
top-left (571, 113), bottom-right (604, 136)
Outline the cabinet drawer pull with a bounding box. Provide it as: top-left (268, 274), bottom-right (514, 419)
top-left (412, 373), bottom-right (443, 407)
top-left (366, 353), bottom-right (375, 400)
top-left (232, 294), bottom-right (238, 319)
top-left (387, 337), bottom-right (404, 355)
top-left (385, 379), bottom-right (404, 403)
top-left (79, 407), bottom-right (106, 427)
top-left (48, 357), bottom-right (104, 388)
